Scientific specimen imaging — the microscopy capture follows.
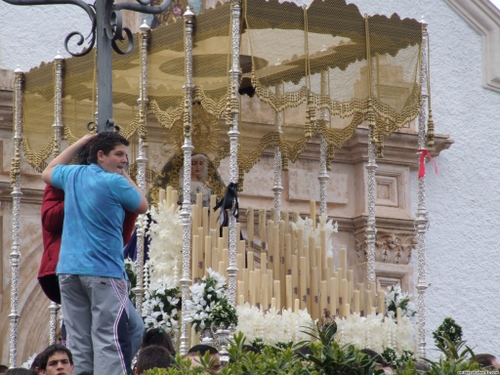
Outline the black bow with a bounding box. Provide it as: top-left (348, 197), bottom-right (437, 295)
top-left (213, 182), bottom-right (239, 221)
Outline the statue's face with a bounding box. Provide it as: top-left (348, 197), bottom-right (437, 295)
top-left (191, 158), bottom-right (205, 180)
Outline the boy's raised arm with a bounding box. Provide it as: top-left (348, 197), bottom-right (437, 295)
top-left (42, 134), bottom-right (97, 185)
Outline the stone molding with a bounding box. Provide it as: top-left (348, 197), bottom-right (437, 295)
top-left (445, 0), bottom-right (500, 92)
top-left (354, 227), bottom-right (417, 265)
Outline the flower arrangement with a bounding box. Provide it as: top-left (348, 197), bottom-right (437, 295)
top-left (335, 312), bottom-right (415, 355)
top-left (385, 284), bottom-right (416, 319)
top-left (184, 268), bottom-right (235, 332)
top-left (235, 303), bottom-right (314, 345)
top-left (141, 274), bottom-right (180, 333)
top-left (290, 215), bottom-right (338, 258)
top-left (146, 201), bottom-right (183, 286)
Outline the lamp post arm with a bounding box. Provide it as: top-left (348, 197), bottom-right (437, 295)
top-left (2, 0), bottom-right (95, 23)
top-left (114, 0), bottom-right (172, 14)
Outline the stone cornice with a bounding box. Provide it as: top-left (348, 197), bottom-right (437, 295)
top-left (445, 0), bottom-right (500, 92)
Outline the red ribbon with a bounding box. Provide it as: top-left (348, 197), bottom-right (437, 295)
top-left (418, 149), bottom-right (438, 179)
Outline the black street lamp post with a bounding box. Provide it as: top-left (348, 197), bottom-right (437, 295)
top-left (3, 0), bottom-right (173, 133)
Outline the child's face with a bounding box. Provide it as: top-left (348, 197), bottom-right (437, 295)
top-left (98, 144), bottom-right (129, 174)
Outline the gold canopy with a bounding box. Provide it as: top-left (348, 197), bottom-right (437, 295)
top-left (20, 0), bottom-right (422, 186)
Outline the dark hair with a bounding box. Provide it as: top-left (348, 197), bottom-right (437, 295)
top-left (29, 351), bottom-right (46, 371)
top-left (4, 369), bottom-right (37, 375)
top-left (88, 132), bottom-right (129, 164)
top-left (40, 344), bottom-right (73, 370)
top-left (140, 328), bottom-right (176, 356)
top-left (475, 353), bottom-right (498, 368)
top-left (0, 365), bottom-right (8, 374)
top-left (77, 142), bottom-right (92, 165)
top-left (187, 344), bottom-right (218, 356)
top-left (136, 345), bottom-right (172, 374)
top-left (76, 372), bottom-right (93, 375)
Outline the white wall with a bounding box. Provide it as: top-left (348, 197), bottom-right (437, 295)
top-left (0, 2), bottom-right (92, 71)
top-left (1, 0), bottom-right (499, 359)
top-left (346, 0), bottom-right (500, 358)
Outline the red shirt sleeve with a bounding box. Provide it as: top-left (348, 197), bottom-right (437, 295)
top-left (122, 210), bottom-right (138, 246)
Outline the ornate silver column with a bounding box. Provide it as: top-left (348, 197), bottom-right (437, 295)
top-left (366, 122), bottom-right (377, 284)
top-left (273, 84), bottom-right (283, 219)
top-left (133, 20), bottom-right (151, 317)
top-left (226, 0), bottom-right (241, 307)
top-left (179, 7), bottom-right (195, 356)
top-left (48, 53), bottom-right (64, 345)
top-left (364, 15), bottom-right (377, 285)
top-left (318, 71), bottom-right (330, 217)
top-left (415, 19), bottom-right (429, 360)
top-left (9, 67), bottom-right (23, 368)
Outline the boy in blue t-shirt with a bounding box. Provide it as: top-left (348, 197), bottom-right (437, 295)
top-left (42, 132), bottom-right (148, 375)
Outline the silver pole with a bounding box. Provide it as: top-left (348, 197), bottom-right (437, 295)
top-left (179, 6), bottom-right (195, 356)
top-left (366, 122), bottom-right (377, 285)
top-left (272, 84), bottom-right (283, 220)
top-left (133, 20), bottom-right (151, 316)
top-left (415, 19), bottom-right (429, 360)
top-left (226, 0), bottom-right (241, 307)
top-left (318, 71), bottom-right (330, 217)
top-left (48, 53), bottom-right (64, 345)
top-left (9, 67), bottom-right (24, 368)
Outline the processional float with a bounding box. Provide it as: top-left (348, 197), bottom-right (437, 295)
top-left (5, 0), bottom-right (434, 365)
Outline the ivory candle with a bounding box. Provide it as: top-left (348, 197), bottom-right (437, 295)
top-left (378, 290), bottom-right (386, 316)
top-left (238, 294), bottom-right (244, 306)
top-left (238, 281), bottom-right (244, 302)
top-left (309, 236), bottom-right (316, 267)
top-left (320, 280), bottom-right (328, 318)
top-left (159, 188), bottom-right (166, 204)
top-left (202, 207), bottom-right (209, 239)
top-left (354, 290), bottom-right (360, 314)
top-left (192, 235), bottom-right (200, 282)
top-left (166, 186), bottom-right (172, 209)
top-left (219, 261), bottom-right (225, 278)
top-left (247, 207), bottom-right (254, 243)
top-left (262, 273), bottom-right (269, 310)
top-left (292, 255), bottom-right (298, 297)
top-left (205, 236), bottom-right (212, 274)
top-left (236, 253), bottom-right (244, 274)
top-left (345, 303), bottom-right (350, 320)
top-left (248, 251), bottom-right (254, 270)
top-left (259, 209), bottom-right (266, 246)
top-left (273, 280), bottom-right (281, 311)
top-left (196, 193), bottom-right (202, 211)
top-left (294, 298), bottom-right (300, 313)
top-left (330, 277), bottom-right (338, 315)
top-left (286, 275), bottom-right (293, 310)
top-left (212, 248), bottom-right (219, 271)
top-left (300, 257), bottom-right (307, 309)
top-left (285, 233), bottom-right (292, 274)
top-left (339, 248), bottom-right (346, 278)
top-left (310, 200), bottom-right (316, 228)
top-left (261, 253), bottom-right (267, 274)
top-left (320, 229), bottom-right (327, 265)
top-left (341, 279), bottom-right (348, 308)
top-left (172, 190), bottom-right (179, 208)
top-left (255, 269), bottom-right (261, 307)
top-left (297, 229), bottom-right (304, 258)
top-left (249, 271), bottom-right (256, 306)
top-left (311, 267), bottom-right (319, 320)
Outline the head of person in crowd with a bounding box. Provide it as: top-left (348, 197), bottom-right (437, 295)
top-left (360, 348), bottom-right (393, 374)
top-left (29, 351), bottom-right (47, 374)
top-left (0, 365), bottom-right (8, 375)
top-left (40, 344), bottom-right (74, 375)
top-left (475, 353), bottom-right (500, 370)
top-left (134, 345), bottom-right (172, 375)
top-left (184, 345), bottom-right (220, 375)
top-left (5, 369), bottom-right (37, 375)
top-left (88, 132), bottom-right (129, 174)
top-left (139, 328), bottom-right (176, 357)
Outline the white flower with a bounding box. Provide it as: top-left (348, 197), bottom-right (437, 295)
top-left (21, 353), bottom-right (38, 369)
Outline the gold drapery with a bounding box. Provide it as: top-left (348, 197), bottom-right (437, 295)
top-left (20, 0), bottom-right (422, 187)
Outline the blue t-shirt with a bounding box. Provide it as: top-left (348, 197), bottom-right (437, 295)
top-left (52, 164), bottom-right (142, 278)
